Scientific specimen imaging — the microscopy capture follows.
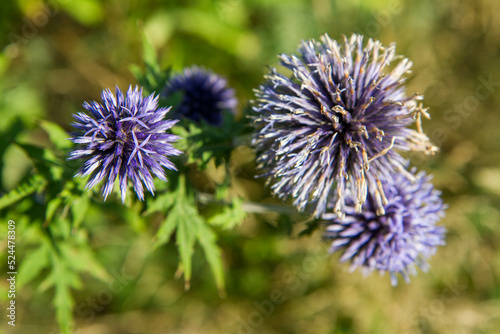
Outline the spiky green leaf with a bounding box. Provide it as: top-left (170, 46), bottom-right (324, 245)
top-left (208, 197), bottom-right (247, 230)
top-left (195, 218), bottom-right (225, 294)
top-left (0, 174), bottom-right (46, 210)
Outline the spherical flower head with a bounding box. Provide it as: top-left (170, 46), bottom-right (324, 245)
top-left (322, 170), bottom-right (446, 286)
top-left (69, 86), bottom-right (182, 202)
top-left (163, 66), bottom-right (238, 125)
top-left (252, 34), bottom-right (437, 217)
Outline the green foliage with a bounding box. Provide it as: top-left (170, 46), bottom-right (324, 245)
top-left (38, 119), bottom-right (73, 150)
top-left (299, 217), bottom-right (321, 237)
top-left (0, 174), bottom-right (46, 210)
top-left (70, 193), bottom-right (91, 229)
top-left (173, 112), bottom-right (245, 169)
top-left (17, 240), bottom-right (50, 289)
top-left (43, 249), bottom-right (78, 333)
top-left (129, 27), bottom-right (171, 96)
top-left (58, 0), bottom-right (104, 26)
top-left (0, 120), bottom-right (108, 333)
top-left (149, 175), bottom-right (228, 294)
top-left (208, 197), bottom-right (247, 230)
top-left (32, 226), bottom-right (110, 334)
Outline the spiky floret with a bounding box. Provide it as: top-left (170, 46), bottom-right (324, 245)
top-left (252, 33), bottom-right (437, 217)
top-left (163, 66), bottom-right (237, 125)
top-left (322, 170), bottom-right (446, 286)
top-left (69, 86), bottom-right (182, 202)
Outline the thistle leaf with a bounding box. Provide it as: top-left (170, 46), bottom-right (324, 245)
top-left (153, 210), bottom-right (179, 250)
top-left (0, 174), bottom-right (46, 210)
top-left (208, 197), bottom-right (247, 230)
top-left (17, 241), bottom-right (50, 288)
top-left (152, 176), bottom-right (226, 292)
top-left (45, 197), bottom-right (63, 225)
top-left (70, 194), bottom-right (90, 229)
top-left (175, 201), bottom-right (197, 290)
top-left (195, 218), bottom-right (225, 294)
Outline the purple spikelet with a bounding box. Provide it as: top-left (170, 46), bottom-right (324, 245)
top-left (69, 86), bottom-right (182, 202)
top-left (163, 66), bottom-right (237, 125)
top-left (322, 170), bottom-right (446, 285)
top-left (252, 34), bottom-right (437, 217)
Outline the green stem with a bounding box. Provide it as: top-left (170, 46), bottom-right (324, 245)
top-left (196, 192), bottom-right (298, 215)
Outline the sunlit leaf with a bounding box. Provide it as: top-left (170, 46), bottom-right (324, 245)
top-left (70, 194), bottom-right (90, 229)
top-left (153, 211), bottom-right (179, 250)
top-left (59, 0), bottom-right (104, 26)
top-left (17, 241), bottom-right (50, 288)
top-left (38, 120), bottom-right (72, 150)
top-left (45, 197), bottom-right (63, 225)
top-left (208, 197), bottom-right (247, 230)
top-left (195, 218), bottom-right (225, 294)
top-left (175, 201), bottom-right (197, 290)
top-left (0, 174), bottom-right (46, 210)
top-left (60, 242), bottom-right (111, 283)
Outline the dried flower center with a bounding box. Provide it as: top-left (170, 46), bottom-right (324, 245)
top-left (340, 111), bottom-right (353, 125)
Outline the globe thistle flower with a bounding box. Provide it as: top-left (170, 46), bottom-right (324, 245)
top-left (322, 170), bottom-right (446, 286)
top-left (252, 34), bottom-right (437, 217)
top-left (163, 66), bottom-right (238, 125)
top-left (69, 86), bottom-right (182, 202)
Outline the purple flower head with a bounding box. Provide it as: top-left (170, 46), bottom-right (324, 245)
top-left (69, 86), bottom-right (182, 202)
top-left (252, 34), bottom-right (437, 217)
top-left (163, 66), bottom-right (237, 125)
top-left (322, 170), bottom-right (446, 286)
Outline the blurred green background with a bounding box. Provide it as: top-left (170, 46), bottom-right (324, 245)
top-left (1, 0), bottom-right (500, 333)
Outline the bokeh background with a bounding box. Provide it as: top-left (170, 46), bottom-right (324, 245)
top-left (1, 0), bottom-right (500, 333)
